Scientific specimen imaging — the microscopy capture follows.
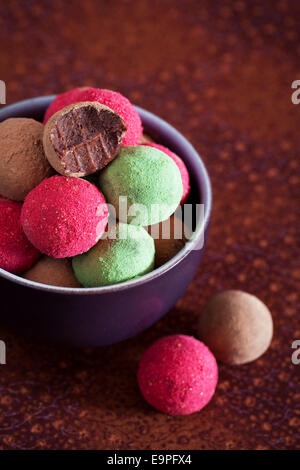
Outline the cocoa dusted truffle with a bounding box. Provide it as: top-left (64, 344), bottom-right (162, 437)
top-left (147, 214), bottom-right (190, 267)
top-left (197, 290), bottom-right (273, 365)
top-left (43, 101), bottom-right (127, 177)
top-left (139, 133), bottom-right (154, 144)
top-left (0, 118), bottom-right (53, 201)
top-left (23, 257), bottom-right (81, 288)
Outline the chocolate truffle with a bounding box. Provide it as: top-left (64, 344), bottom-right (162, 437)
top-left (44, 87), bottom-right (142, 146)
top-left (0, 198), bottom-right (40, 274)
top-left (139, 133), bottom-right (154, 143)
top-left (142, 143), bottom-right (191, 204)
top-left (98, 146), bottom-right (183, 226)
top-left (21, 175), bottom-right (108, 258)
top-left (147, 214), bottom-right (190, 267)
top-left (138, 335), bottom-right (218, 415)
top-left (197, 290), bottom-right (273, 365)
top-left (23, 257), bottom-right (81, 287)
top-left (0, 118), bottom-right (53, 201)
top-left (43, 87), bottom-right (85, 124)
top-left (72, 222), bottom-right (155, 287)
top-left (43, 101), bottom-right (127, 177)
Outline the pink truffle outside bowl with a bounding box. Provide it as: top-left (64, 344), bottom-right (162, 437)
top-left (0, 96), bottom-right (212, 347)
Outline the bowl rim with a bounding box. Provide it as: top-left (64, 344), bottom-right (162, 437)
top-left (0, 96), bottom-right (212, 295)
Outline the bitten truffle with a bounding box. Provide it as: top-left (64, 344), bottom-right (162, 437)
top-left (138, 335), bottom-right (218, 415)
top-left (23, 257), bottom-right (81, 287)
top-left (142, 143), bottom-right (191, 204)
top-left (72, 222), bottom-right (155, 287)
top-left (43, 87), bottom-right (85, 124)
top-left (98, 146), bottom-right (183, 226)
top-left (21, 175), bottom-right (108, 258)
top-left (0, 118), bottom-right (53, 201)
top-left (197, 290), bottom-right (273, 365)
top-left (147, 214), bottom-right (190, 267)
top-left (0, 199), bottom-right (40, 273)
top-left (44, 87), bottom-right (143, 146)
top-left (43, 101), bottom-right (127, 177)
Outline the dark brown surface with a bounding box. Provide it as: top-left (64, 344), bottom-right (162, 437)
top-left (0, 0), bottom-right (299, 450)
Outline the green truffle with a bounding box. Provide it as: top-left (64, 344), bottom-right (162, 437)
top-left (98, 146), bottom-right (183, 226)
top-left (72, 223), bottom-right (155, 287)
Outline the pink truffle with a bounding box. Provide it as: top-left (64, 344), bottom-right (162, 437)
top-left (138, 334), bottom-right (218, 415)
top-left (0, 199), bottom-right (40, 274)
top-left (44, 87), bottom-right (143, 146)
top-left (43, 88), bottom-right (84, 124)
top-left (21, 176), bottom-right (108, 258)
top-left (142, 143), bottom-right (190, 204)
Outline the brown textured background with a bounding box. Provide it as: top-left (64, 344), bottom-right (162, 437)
top-left (0, 0), bottom-right (299, 450)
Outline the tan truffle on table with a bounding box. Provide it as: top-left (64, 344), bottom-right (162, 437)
top-left (0, 118), bottom-right (53, 201)
top-left (147, 214), bottom-right (190, 268)
top-left (197, 290), bottom-right (273, 365)
top-left (23, 257), bottom-right (81, 288)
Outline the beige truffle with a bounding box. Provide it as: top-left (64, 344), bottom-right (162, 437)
top-left (0, 118), bottom-right (53, 201)
top-left (197, 290), bottom-right (273, 365)
top-left (147, 214), bottom-right (190, 268)
top-left (43, 101), bottom-right (127, 177)
top-left (139, 133), bottom-right (154, 143)
top-left (23, 257), bottom-right (81, 288)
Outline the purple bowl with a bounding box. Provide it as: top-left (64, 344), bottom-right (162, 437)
top-left (0, 96), bottom-right (212, 347)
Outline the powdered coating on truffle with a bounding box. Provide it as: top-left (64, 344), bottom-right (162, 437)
top-left (21, 175), bottom-right (108, 258)
top-left (72, 223), bottom-right (155, 287)
top-left (23, 257), bottom-right (81, 287)
top-left (0, 118), bottom-right (53, 201)
top-left (0, 199), bottom-right (40, 273)
top-left (197, 290), bottom-right (273, 365)
top-left (147, 214), bottom-right (190, 267)
top-left (43, 88), bottom-right (85, 124)
top-left (98, 146), bottom-right (183, 226)
top-left (142, 142), bottom-right (191, 204)
top-left (139, 133), bottom-right (154, 144)
top-left (44, 87), bottom-right (143, 146)
top-left (138, 335), bottom-right (218, 415)
top-left (43, 101), bottom-right (127, 177)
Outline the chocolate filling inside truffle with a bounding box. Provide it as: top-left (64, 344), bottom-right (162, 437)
top-left (50, 105), bottom-right (127, 175)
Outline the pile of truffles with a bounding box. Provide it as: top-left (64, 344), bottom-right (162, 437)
top-left (0, 87), bottom-right (274, 417)
top-left (0, 87), bottom-right (191, 287)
